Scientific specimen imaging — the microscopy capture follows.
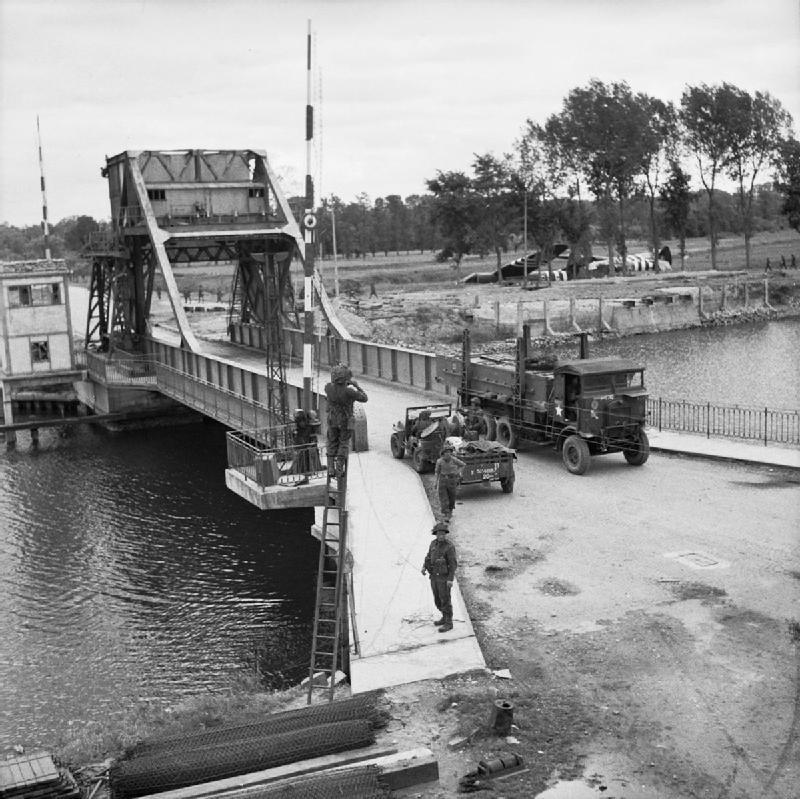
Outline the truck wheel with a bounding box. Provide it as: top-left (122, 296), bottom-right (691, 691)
top-left (495, 416), bottom-right (517, 448)
top-left (624, 429), bottom-right (650, 466)
top-left (562, 434), bottom-right (591, 475)
top-left (500, 476), bottom-right (515, 493)
top-left (412, 447), bottom-right (428, 474)
top-left (483, 415), bottom-right (496, 441)
top-left (390, 433), bottom-right (405, 459)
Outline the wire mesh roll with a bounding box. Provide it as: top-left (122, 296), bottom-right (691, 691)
top-left (109, 720), bottom-right (375, 799)
top-left (123, 692), bottom-right (386, 761)
top-left (215, 765), bottom-right (390, 799)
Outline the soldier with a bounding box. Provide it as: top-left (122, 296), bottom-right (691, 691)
top-left (435, 442), bottom-right (465, 520)
top-left (463, 396), bottom-right (488, 440)
top-left (422, 522), bottom-right (457, 633)
top-left (324, 363), bottom-right (368, 477)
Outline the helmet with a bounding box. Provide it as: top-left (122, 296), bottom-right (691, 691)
top-left (432, 522), bottom-right (450, 534)
top-left (331, 363), bottom-right (351, 384)
top-left (442, 442), bottom-right (455, 452)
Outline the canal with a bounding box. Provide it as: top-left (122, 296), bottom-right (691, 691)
top-left (1, 316), bottom-right (797, 750)
top-left (0, 422), bottom-right (317, 749)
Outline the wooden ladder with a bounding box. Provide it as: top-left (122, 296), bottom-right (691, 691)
top-left (306, 463), bottom-right (350, 703)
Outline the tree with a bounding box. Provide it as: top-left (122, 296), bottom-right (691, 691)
top-left (551, 80), bottom-right (653, 274)
top-left (680, 82), bottom-right (743, 269)
top-left (517, 120), bottom-right (585, 281)
top-left (56, 215), bottom-right (100, 252)
top-left (425, 170), bottom-right (481, 278)
top-left (660, 159), bottom-right (692, 268)
top-left (775, 136), bottom-right (800, 234)
top-left (385, 194), bottom-right (408, 253)
top-left (471, 152), bottom-right (517, 280)
top-left (726, 90), bottom-right (793, 267)
top-left (637, 98), bottom-right (678, 269)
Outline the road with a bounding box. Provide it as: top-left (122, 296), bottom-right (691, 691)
top-left (339, 370), bottom-right (799, 798)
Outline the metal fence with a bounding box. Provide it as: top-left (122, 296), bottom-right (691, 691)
top-left (226, 427), bottom-right (327, 487)
top-left (647, 397), bottom-right (800, 447)
top-left (84, 350), bottom-right (158, 387)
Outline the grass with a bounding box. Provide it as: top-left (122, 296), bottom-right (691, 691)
top-left (53, 674), bottom-right (294, 775)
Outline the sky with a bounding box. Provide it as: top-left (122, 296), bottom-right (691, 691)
top-left (1, 0), bottom-right (799, 227)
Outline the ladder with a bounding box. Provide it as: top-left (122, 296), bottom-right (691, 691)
top-left (306, 463), bottom-right (350, 703)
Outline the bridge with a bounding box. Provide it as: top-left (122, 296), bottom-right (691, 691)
top-left (69, 148), bottom-right (485, 693)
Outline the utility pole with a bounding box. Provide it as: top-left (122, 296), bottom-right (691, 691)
top-left (331, 199), bottom-right (340, 298)
top-left (522, 182), bottom-right (528, 289)
top-left (302, 19), bottom-right (316, 411)
top-left (36, 116), bottom-right (52, 260)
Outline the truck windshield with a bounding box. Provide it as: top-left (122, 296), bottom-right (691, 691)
top-left (582, 371), bottom-right (644, 392)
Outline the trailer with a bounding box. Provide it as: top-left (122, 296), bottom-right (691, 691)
top-left (437, 329), bottom-right (650, 475)
top-left (390, 404), bottom-right (516, 492)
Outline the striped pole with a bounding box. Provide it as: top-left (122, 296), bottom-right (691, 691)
top-left (36, 115), bottom-right (52, 260)
top-left (302, 19), bottom-right (315, 411)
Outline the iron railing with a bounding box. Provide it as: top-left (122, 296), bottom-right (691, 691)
top-left (84, 350), bottom-right (157, 386)
top-left (647, 397), bottom-right (800, 447)
top-left (226, 427), bottom-right (327, 487)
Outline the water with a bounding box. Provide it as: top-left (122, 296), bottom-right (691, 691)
top-left (553, 318), bottom-right (800, 410)
top-left (0, 421), bottom-right (317, 749)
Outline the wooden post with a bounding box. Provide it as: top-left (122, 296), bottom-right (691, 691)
top-left (516, 301), bottom-right (523, 337)
top-left (494, 300), bottom-right (500, 333)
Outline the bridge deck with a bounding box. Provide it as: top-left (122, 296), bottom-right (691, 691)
top-left (151, 328), bottom-right (486, 691)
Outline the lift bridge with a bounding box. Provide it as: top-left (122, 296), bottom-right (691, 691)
top-left (80, 149), bottom-right (354, 511)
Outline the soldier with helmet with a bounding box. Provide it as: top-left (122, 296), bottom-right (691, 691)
top-left (434, 442), bottom-right (465, 520)
top-left (421, 522), bottom-right (457, 633)
top-left (463, 396), bottom-right (488, 440)
top-left (324, 363), bottom-right (368, 478)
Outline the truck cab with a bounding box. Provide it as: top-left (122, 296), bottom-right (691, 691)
top-left (549, 358), bottom-right (649, 473)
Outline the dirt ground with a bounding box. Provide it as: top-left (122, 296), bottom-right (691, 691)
top-left (374, 453), bottom-right (799, 799)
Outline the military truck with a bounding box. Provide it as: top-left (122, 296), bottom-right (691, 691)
top-left (437, 330), bottom-right (650, 475)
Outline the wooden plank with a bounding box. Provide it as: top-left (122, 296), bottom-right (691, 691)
top-left (134, 745), bottom-right (398, 799)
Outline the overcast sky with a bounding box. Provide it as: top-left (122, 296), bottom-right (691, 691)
top-left (1, 0), bottom-right (798, 226)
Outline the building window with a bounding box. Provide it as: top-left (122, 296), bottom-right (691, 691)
top-left (31, 340), bottom-right (50, 363)
top-left (8, 286), bottom-right (31, 307)
top-left (8, 283), bottom-right (62, 307)
top-left (148, 188), bottom-right (166, 201)
top-left (248, 187), bottom-right (265, 198)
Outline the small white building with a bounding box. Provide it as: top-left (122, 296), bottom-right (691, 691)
top-left (1, 259), bottom-right (84, 441)
top-left (0, 259), bottom-right (75, 378)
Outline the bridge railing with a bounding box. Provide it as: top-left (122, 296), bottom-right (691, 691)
top-left (229, 324), bottom-right (437, 392)
top-left (84, 350), bottom-right (158, 387)
top-left (226, 427), bottom-right (327, 487)
top-left (647, 397), bottom-right (800, 447)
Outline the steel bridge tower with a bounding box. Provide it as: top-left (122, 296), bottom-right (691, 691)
top-left (85, 149), bottom-right (305, 422)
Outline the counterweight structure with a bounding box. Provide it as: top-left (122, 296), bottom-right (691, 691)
top-left (86, 149), bottom-right (305, 421)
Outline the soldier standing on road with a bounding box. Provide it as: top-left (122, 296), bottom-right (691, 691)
top-left (422, 522), bottom-right (457, 633)
top-left (324, 363), bottom-right (368, 478)
top-left (435, 442), bottom-right (465, 520)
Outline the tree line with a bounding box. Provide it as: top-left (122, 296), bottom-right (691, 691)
top-left (2, 80), bottom-right (798, 272)
top-left (423, 80), bottom-right (799, 278)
